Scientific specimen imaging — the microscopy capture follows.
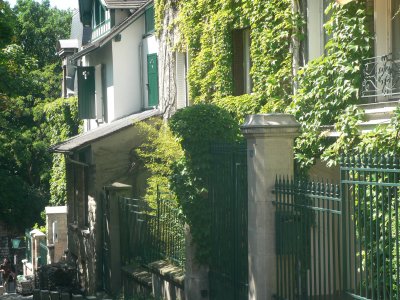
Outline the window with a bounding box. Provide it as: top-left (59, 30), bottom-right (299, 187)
top-left (232, 28), bottom-right (252, 96)
top-left (71, 163), bottom-right (88, 226)
top-left (372, 0), bottom-right (400, 99)
top-left (306, 0), bottom-right (331, 61)
top-left (91, 0), bottom-right (110, 41)
top-left (69, 149), bottom-right (90, 227)
top-left (145, 6), bottom-right (155, 34)
top-left (176, 52), bottom-right (188, 109)
top-left (93, 0), bottom-right (106, 28)
top-left (392, 0), bottom-right (400, 61)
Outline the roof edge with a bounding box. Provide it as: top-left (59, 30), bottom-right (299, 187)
top-left (70, 0), bottom-right (152, 62)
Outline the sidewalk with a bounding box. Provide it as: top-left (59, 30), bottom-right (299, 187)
top-left (0, 293), bottom-right (33, 299)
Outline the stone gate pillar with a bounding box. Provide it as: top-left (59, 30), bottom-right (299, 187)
top-left (241, 114), bottom-right (300, 300)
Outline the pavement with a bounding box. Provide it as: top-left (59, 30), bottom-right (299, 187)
top-left (0, 293), bottom-right (33, 300)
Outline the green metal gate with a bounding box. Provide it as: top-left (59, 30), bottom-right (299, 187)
top-left (341, 155), bottom-right (400, 300)
top-left (274, 178), bottom-right (342, 300)
top-left (209, 142), bottom-right (248, 300)
top-left (275, 155), bottom-right (400, 300)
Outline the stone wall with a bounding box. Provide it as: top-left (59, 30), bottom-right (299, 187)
top-left (45, 206), bottom-right (68, 264)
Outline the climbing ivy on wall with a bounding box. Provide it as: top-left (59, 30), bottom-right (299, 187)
top-left (42, 97), bottom-right (80, 206)
top-left (150, 0), bottom-right (376, 262)
top-left (155, 0), bottom-right (298, 110)
top-left (288, 1), bottom-right (373, 169)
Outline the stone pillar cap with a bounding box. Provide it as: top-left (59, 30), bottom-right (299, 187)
top-left (241, 114), bottom-right (300, 137)
top-left (30, 229), bottom-right (46, 237)
top-left (242, 113), bottom-right (300, 128)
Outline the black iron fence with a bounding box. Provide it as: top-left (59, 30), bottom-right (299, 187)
top-left (119, 191), bottom-right (185, 269)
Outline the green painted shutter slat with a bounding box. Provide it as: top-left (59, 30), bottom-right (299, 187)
top-left (145, 6), bottom-right (155, 34)
top-left (147, 54), bottom-right (159, 107)
top-left (77, 66), bottom-right (96, 119)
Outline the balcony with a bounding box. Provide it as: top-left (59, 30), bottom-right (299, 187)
top-left (91, 19), bottom-right (111, 42)
top-left (361, 54), bottom-right (400, 102)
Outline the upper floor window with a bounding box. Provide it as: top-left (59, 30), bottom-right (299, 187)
top-left (93, 0), bottom-right (106, 28)
top-left (361, 0), bottom-right (400, 101)
top-left (232, 28), bottom-right (252, 96)
top-left (145, 6), bottom-right (155, 34)
top-left (306, 0), bottom-right (331, 61)
top-left (91, 0), bottom-right (110, 41)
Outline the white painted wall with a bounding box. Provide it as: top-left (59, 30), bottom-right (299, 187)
top-left (81, 11), bottom-right (159, 130)
top-left (114, 9), bottom-right (130, 26)
top-left (83, 43), bottom-right (114, 131)
top-left (142, 35), bottom-right (158, 108)
top-left (112, 14), bottom-right (146, 119)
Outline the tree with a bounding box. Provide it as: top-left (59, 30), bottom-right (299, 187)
top-left (0, 0), bottom-right (16, 49)
top-left (14, 0), bottom-right (72, 67)
top-left (0, 0), bottom-right (74, 231)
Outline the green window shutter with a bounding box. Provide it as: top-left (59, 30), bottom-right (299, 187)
top-left (147, 53), bottom-right (159, 107)
top-left (77, 66), bottom-right (96, 119)
top-left (145, 6), bottom-right (155, 34)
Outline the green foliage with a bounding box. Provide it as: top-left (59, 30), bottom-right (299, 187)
top-left (169, 104), bottom-right (239, 262)
top-left (14, 0), bottom-right (72, 67)
top-left (0, 1), bottom-right (16, 48)
top-left (288, 1), bottom-right (373, 169)
top-left (0, 1), bottom-right (74, 230)
top-left (134, 118), bottom-right (184, 206)
top-left (164, 0), bottom-right (298, 107)
top-left (0, 169), bottom-right (46, 231)
top-left (213, 93), bottom-right (262, 124)
top-left (43, 97), bottom-right (80, 206)
top-left (0, 44), bottom-right (38, 96)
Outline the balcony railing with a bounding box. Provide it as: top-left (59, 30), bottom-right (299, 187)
top-left (91, 19), bottom-right (111, 42)
top-left (361, 54), bottom-right (400, 99)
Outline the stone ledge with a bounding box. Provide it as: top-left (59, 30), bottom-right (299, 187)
top-left (147, 260), bottom-right (185, 288)
top-left (121, 263), bottom-right (152, 288)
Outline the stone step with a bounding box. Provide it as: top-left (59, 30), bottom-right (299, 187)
top-left (358, 100), bottom-right (399, 121)
top-left (359, 118), bottom-right (392, 133)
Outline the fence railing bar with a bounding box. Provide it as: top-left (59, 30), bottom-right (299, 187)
top-left (272, 201), bottom-right (341, 215)
top-left (341, 180), bottom-right (400, 187)
top-left (341, 167), bottom-right (400, 173)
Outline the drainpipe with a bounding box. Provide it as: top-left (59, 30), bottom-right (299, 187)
top-left (292, 0), bottom-right (300, 94)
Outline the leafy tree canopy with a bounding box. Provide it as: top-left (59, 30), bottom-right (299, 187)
top-left (0, 0), bottom-right (75, 231)
top-left (14, 0), bottom-right (72, 67)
